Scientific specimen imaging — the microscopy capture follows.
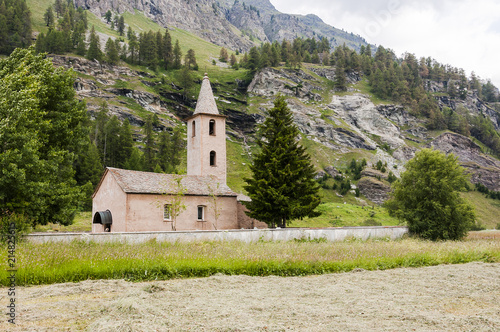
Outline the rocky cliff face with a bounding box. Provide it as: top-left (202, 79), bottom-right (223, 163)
top-left (73, 0), bottom-right (254, 52)
top-left (73, 0), bottom-right (368, 52)
top-left (248, 66), bottom-right (424, 168)
top-left (429, 132), bottom-right (500, 191)
top-left (223, 0), bottom-right (368, 51)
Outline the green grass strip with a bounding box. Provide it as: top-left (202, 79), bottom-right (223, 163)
top-left (1, 236), bottom-right (498, 286)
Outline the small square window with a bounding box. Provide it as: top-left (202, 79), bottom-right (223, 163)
top-left (163, 204), bottom-right (171, 221)
top-left (197, 205), bottom-right (205, 221)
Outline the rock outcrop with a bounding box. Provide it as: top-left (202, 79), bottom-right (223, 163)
top-left (248, 68), bottom-right (323, 101)
top-left (357, 177), bottom-right (391, 205)
top-left (329, 94), bottom-right (407, 150)
top-left (429, 132), bottom-right (500, 191)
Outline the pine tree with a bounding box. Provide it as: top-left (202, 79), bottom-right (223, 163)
top-left (75, 35), bottom-right (86, 56)
top-left (185, 48), bottom-right (197, 69)
top-left (172, 39), bottom-right (182, 69)
top-left (118, 119), bottom-right (134, 167)
top-left (105, 37), bottom-right (119, 65)
top-left (128, 30), bottom-right (138, 63)
top-left (143, 115), bottom-right (156, 171)
top-left (117, 16), bottom-right (125, 36)
top-left (87, 26), bottom-right (102, 61)
top-left (162, 29), bottom-right (173, 69)
top-left (247, 46), bottom-right (260, 72)
top-left (334, 64), bottom-right (347, 91)
top-left (104, 10), bottom-right (112, 24)
top-left (44, 6), bottom-right (55, 28)
top-left (230, 53), bottom-right (238, 69)
top-left (244, 95), bottom-right (321, 228)
top-left (219, 47), bottom-right (228, 62)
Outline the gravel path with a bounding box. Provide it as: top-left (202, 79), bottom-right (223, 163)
top-left (2, 262), bottom-right (499, 331)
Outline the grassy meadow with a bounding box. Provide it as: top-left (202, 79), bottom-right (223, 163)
top-left (1, 231), bottom-right (498, 286)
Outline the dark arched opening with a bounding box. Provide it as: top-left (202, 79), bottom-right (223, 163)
top-left (93, 210), bottom-right (112, 232)
top-left (209, 119), bottom-right (216, 135)
top-left (210, 151), bottom-right (216, 166)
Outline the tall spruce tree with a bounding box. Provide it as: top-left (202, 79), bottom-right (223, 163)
top-left (87, 25), bottom-right (102, 61)
top-left (172, 39), bottom-right (182, 69)
top-left (244, 95), bottom-right (321, 228)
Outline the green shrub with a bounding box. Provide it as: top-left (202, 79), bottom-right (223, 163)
top-left (470, 222), bottom-right (486, 231)
top-left (0, 212), bottom-right (32, 244)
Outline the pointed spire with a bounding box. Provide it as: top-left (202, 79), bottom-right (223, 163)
top-left (193, 74), bottom-right (219, 115)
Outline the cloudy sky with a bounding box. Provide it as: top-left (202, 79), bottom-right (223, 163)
top-left (270, 0), bottom-right (500, 88)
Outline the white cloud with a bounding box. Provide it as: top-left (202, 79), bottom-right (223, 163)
top-left (270, 0), bottom-right (500, 87)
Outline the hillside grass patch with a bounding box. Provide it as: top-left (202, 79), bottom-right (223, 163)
top-left (290, 202), bottom-right (399, 228)
top-left (33, 212), bottom-right (92, 232)
top-left (462, 191), bottom-right (500, 229)
top-left (1, 233), bottom-right (498, 286)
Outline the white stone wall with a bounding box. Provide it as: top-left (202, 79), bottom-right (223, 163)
top-left (27, 227), bottom-right (409, 244)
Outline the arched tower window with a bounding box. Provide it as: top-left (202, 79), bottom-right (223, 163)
top-left (209, 119), bottom-right (216, 136)
top-left (192, 121), bottom-right (196, 137)
top-left (210, 151), bottom-right (216, 166)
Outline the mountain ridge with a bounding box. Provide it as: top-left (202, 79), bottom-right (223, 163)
top-left (73, 0), bottom-right (369, 52)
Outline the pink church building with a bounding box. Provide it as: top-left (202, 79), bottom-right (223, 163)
top-left (92, 75), bottom-right (263, 232)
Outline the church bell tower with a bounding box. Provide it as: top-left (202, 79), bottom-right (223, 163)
top-left (186, 74), bottom-right (227, 184)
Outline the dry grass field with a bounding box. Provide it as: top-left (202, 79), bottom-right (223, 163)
top-left (0, 262), bottom-right (498, 331)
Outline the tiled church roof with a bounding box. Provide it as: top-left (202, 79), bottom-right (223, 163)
top-left (95, 168), bottom-right (237, 197)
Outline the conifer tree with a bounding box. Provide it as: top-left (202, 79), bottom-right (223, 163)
top-left (75, 35), bottom-right (86, 56)
top-left (162, 29), bottom-right (173, 69)
top-left (185, 48), bottom-right (197, 69)
top-left (117, 16), bottom-right (125, 36)
top-left (219, 47), bottom-right (228, 62)
top-left (105, 37), bottom-right (119, 65)
top-left (172, 39), bottom-right (182, 69)
top-left (143, 115), bottom-right (156, 171)
top-left (44, 6), bottom-right (55, 28)
top-left (87, 25), bottom-right (102, 61)
top-left (104, 10), bottom-right (112, 24)
top-left (334, 64), bottom-right (347, 91)
top-left (244, 95), bottom-right (321, 228)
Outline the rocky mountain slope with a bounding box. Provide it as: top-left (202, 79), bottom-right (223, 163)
top-left (73, 0), bottom-right (368, 52)
top-left (55, 49), bottom-right (499, 202)
top-left (29, 0), bottom-right (499, 208)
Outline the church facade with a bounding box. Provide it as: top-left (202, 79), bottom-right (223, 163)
top-left (92, 75), bottom-right (263, 232)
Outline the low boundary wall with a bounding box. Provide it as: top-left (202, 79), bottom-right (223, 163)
top-left (26, 226), bottom-right (408, 244)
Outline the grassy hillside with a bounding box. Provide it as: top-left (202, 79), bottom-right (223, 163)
top-left (462, 191), bottom-right (500, 229)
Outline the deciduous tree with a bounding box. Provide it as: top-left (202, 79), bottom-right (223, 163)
top-left (385, 149), bottom-right (475, 240)
top-left (0, 47), bottom-right (88, 225)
